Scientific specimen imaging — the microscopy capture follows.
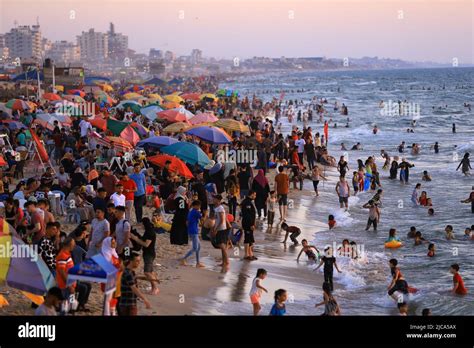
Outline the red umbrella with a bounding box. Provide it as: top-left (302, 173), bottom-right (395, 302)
top-left (42, 93), bottom-right (62, 101)
top-left (157, 109), bottom-right (188, 123)
top-left (189, 112), bottom-right (218, 125)
top-left (147, 154), bottom-right (194, 179)
top-left (67, 89), bottom-right (86, 97)
top-left (181, 93), bottom-right (201, 102)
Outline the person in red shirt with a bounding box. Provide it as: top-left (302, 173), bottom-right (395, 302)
top-left (24, 201), bottom-right (45, 244)
top-left (119, 172), bottom-right (137, 221)
top-left (450, 263), bottom-right (468, 295)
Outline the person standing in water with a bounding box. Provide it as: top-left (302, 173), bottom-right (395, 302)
top-left (335, 176), bottom-right (351, 210)
top-left (456, 153), bottom-right (471, 176)
top-left (411, 183), bottom-right (422, 205)
top-left (398, 158), bottom-right (414, 184)
top-left (314, 247), bottom-right (342, 291)
top-left (387, 258), bottom-right (409, 303)
top-left (249, 268), bottom-right (268, 316)
top-left (315, 281), bottom-right (341, 316)
top-left (460, 186), bottom-right (474, 213)
top-left (311, 165), bottom-right (326, 197)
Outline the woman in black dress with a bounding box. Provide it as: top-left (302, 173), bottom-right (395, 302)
top-left (170, 186), bottom-right (189, 245)
top-left (251, 169), bottom-right (270, 218)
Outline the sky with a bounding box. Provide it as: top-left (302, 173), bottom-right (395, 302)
top-left (0, 0), bottom-right (473, 64)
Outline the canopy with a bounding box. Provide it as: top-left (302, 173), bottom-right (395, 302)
top-left (214, 119), bottom-right (250, 133)
top-left (12, 70), bottom-right (43, 82)
top-left (158, 109), bottom-right (189, 123)
top-left (161, 142), bottom-right (211, 168)
top-left (137, 135), bottom-right (178, 149)
top-left (96, 136), bottom-right (133, 153)
top-left (162, 122), bottom-right (190, 133)
top-left (144, 77), bottom-right (167, 86)
top-left (189, 112), bottom-right (218, 125)
top-left (185, 125), bottom-right (232, 144)
top-left (0, 218), bottom-right (56, 295)
top-left (68, 254), bottom-right (117, 294)
top-left (147, 154), bottom-right (193, 179)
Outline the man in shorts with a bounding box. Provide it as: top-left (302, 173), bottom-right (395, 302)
top-left (274, 166), bottom-right (290, 221)
top-left (335, 176), bottom-right (350, 210)
top-left (212, 195), bottom-right (229, 267)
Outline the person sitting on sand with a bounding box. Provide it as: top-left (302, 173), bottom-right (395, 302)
top-left (296, 239), bottom-right (320, 262)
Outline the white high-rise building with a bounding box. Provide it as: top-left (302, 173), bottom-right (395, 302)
top-left (107, 23), bottom-right (128, 64)
top-left (77, 29), bottom-right (108, 62)
top-left (4, 24), bottom-right (42, 61)
top-left (47, 40), bottom-right (81, 64)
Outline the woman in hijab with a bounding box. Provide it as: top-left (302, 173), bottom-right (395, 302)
top-left (170, 186), bottom-right (189, 245)
top-left (251, 169), bottom-right (270, 218)
top-left (71, 166), bottom-right (88, 190)
top-left (101, 237), bottom-right (122, 316)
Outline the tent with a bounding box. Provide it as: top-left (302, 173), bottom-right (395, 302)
top-left (12, 70), bottom-right (44, 82)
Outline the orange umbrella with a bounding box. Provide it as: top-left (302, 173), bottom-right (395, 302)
top-left (162, 101), bottom-right (181, 109)
top-left (147, 154), bottom-right (193, 179)
top-left (89, 117), bottom-right (107, 131)
top-left (42, 93), bottom-right (62, 101)
top-left (181, 93), bottom-right (201, 102)
top-left (158, 109), bottom-right (189, 123)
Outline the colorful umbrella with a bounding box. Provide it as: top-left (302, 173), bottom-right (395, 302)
top-left (5, 99), bottom-right (30, 111)
top-left (137, 136), bottom-right (179, 149)
top-left (161, 142), bottom-right (211, 168)
top-left (181, 93), bottom-right (201, 102)
top-left (97, 83), bottom-right (114, 92)
top-left (63, 95), bottom-right (85, 103)
top-left (123, 92), bottom-right (144, 100)
top-left (200, 93), bottom-right (218, 101)
top-left (170, 107), bottom-right (194, 120)
top-left (147, 154), bottom-right (193, 179)
top-left (214, 119), bottom-right (250, 133)
top-left (185, 125), bottom-right (232, 144)
top-left (125, 85), bottom-right (144, 92)
top-left (162, 101), bottom-right (182, 109)
top-left (54, 85), bottom-right (64, 92)
top-left (189, 112), bottom-right (218, 125)
top-left (131, 122), bottom-right (149, 137)
top-left (95, 91), bottom-right (116, 105)
top-left (163, 94), bottom-right (184, 104)
top-left (162, 122), bottom-right (190, 133)
top-left (158, 109), bottom-right (189, 123)
top-left (1, 120), bottom-right (27, 130)
top-left (89, 117), bottom-right (107, 131)
top-left (96, 136), bottom-right (133, 153)
top-left (42, 93), bottom-right (62, 101)
top-left (147, 94), bottom-right (163, 103)
top-left (140, 104), bottom-right (163, 121)
top-left (0, 218), bottom-right (56, 295)
top-left (67, 89), bottom-right (86, 97)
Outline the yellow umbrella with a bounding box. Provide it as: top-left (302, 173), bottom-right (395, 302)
top-left (214, 119), bottom-right (249, 133)
top-left (200, 93), bottom-right (218, 101)
top-left (123, 92), bottom-right (143, 100)
top-left (162, 122), bottom-right (190, 133)
top-left (97, 83), bottom-right (114, 92)
top-left (164, 94), bottom-right (184, 104)
top-left (54, 85), bottom-right (64, 92)
top-left (148, 94), bottom-right (163, 103)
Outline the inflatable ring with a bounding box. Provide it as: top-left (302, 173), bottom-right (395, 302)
top-left (385, 240), bottom-right (402, 249)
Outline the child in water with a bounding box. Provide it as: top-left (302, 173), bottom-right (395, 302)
top-left (269, 289), bottom-right (287, 316)
top-left (445, 225), bottom-right (455, 240)
top-left (464, 227), bottom-right (472, 239)
top-left (266, 191), bottom-right (277, 229)
top-left (450, 264), bottom-right (468, 295)
top-left (427, 243), bottom-right (435, 257)
top-left (249, 268), bottom-right (268, 316)
top-left (386, 228), bottom-right (401, 243)
top-left (419, 191), bottom-right (428, 206)
top-left (296, 239), bottom-right (320, 262)
top-left (414, 231), bottom-right (427, 246)
top-left (422, 171), bottom-right (432, 181)
top-left (352, 171), bottom-right (359, 195)
top-left (328, 215), bottom-right (336, 230)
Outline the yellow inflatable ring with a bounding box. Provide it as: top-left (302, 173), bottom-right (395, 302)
top-left (385, 240), bottom-right (402, 249)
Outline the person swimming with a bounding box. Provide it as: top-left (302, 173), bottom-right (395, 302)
top-left (296, 239), bottom-right (320, 262)
top-left (427, 243), bottom-right (435, 257)
top-left (386, 228), bottom-right (401, 243)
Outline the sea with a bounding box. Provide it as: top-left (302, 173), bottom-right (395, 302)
top-left (196, 67), bottom-right (474, 315)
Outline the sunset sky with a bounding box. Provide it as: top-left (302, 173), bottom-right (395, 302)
top-left (0, 0), bottom-right (472, 63)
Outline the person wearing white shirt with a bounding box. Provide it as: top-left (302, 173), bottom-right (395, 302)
top-left (79, 118), bottom-right (92, 138)
top-left (110, 184), bottom-right (126, 207)
top-left (295, 135), bottom-right (306, 164)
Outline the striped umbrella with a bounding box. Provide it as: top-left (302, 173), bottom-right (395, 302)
top-left (5, 99), bottom-right (30, 111)
top-left (96, 136), bottom-right (133, 153)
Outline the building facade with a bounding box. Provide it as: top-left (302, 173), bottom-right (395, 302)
top-left (77, 29), bottom-right (108, 62)
top-left (4, 24), bottom-right (43, 61)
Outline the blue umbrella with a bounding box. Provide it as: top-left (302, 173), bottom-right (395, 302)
top-left (185, 126), bottom-right (232, 144)
top-left (137, 136), bottom-right (179, 149)
top-left (140, 104), bottom-right (163, 121)
top-left (161, 142), bottom-right (211, 168)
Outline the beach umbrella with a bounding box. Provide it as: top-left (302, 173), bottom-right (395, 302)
top-left (95, 91), bottom-right (116, 105)
top-left (162, 101), bottom-right (181, 109)
top-left (36, 113), bottom-right (72, 126)
top-left (5, 99), bottom-right (30, 111)
top-left (96, 136), bottom-right (133, 153)
top-left (189, 112), bottom-right (218, 125)
top-left (106, 119), bottom-right (140, 146)
top-left (163, 94), bottom-right (184, 104)
top-left (97, 83), bottom-right (114, 92)
top-left (157, 109), bottom-right (189, 123)
top-left (140, 104), bottom-right (163, 121)
top-left (116, 100), bottom-right (141, 108)
top-left (147, 93), bottom-right (163, 102)
top-left (161, 142), bottom-right (211, 168)
top-left (214, 119), bottom-right (250, 133)
top-left (42, 93), bottom-right (62, 101)
top-left (162, 122), bottom-right (190, 133)
top-left (185, 125), bottom-right (232, 144)
top-left (0, 120), bottom-right (27, 130)
top-left (0, 218), bottom-right (56, 295)
top-left (123, 92), bottom-right (143, 100)
top-left (200, 93), bottom-right (218, 102)
top-left (54, 85), bottom-right (64, 92)
top-left (0, 155), bottom-right (7, 166)
top-left (168, 78), bottom-right (184, 85)
top-left (181, 93), bottom-right (201, 102)
top-left (125, 85), bottom-right (144, 92)
top-left (137, 136), bottom-right (179, 149)
top-left (131, 122), bottom-right (149, 137)
top-left (89, 117), bottom-right (107, 131)
top-left (0, 103), bottom-right (13, 117)
top-left (63, 95), bottom-right (85, 103)
top-left (147, 154), bottom-right (193, 179)
top-left (170, 107), bottom-right (194, 120)
top-left (117, 102), bottom-right (141, 114)
top-left (67, 89), bottom-right (86, 97)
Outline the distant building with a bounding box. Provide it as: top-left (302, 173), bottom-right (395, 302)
top-left (0, 34), bottom-right (9, 60)
top-left (190, 49), bottom-right (202, 65)
top-left (149, 49), bottom-right (163, 60)
top-left (43, 59), bottom-right (84, 89)
top-left (164, 51), bottom-right (175, 62)
top-left (107, 23), bottom-right (128, 64)
top-left (4, 24), bottom-right (43, 61)
top-left (77, 29), bottom-right (108, 62)
top-left (46, 41), bottom-right (81, 64)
